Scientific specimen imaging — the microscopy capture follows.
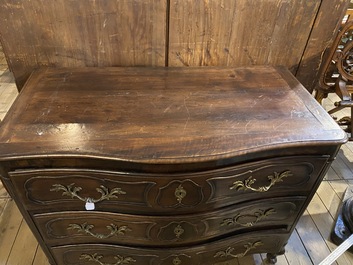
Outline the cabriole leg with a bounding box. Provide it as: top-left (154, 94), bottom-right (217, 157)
top-left (265, 245), bottom-right (286, 264)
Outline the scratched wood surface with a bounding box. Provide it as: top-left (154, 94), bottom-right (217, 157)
top-left (168, 0), bottom-right (320, 72)
top-left (2, 46), bottom-right (353, 265)
top-left (0, 0), bottom-right (166, 89)
top-left (0, 0), bottom-right (347, 92)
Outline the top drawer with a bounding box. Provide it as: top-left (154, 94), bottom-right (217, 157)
top-left (9, 156), bottom-right (329, 214)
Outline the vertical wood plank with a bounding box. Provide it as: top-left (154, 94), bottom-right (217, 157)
top-left (32, 245), bottom-right (50, 265)
top-left (0, 200), bottom-right (23, 264)
top-left (296, 0), bottom-right (349, 92)
top-left (0, 186), bottom-right (9, 199)
top-left (331, 152), bottom-right (353, 180)
top-left (295, 210), bottom-right (335, 265)
top-left (0, 70), bottom-right (18, 121)
top-left (0, 0), bottom-right (167, 90)
top-left (168, 0), bottom-right (320, 73)
top-left (329, 180), bottom-right (352, 200)
top-left (338, 145), bottom-right (353, 173)
top-left (316, 181), bottom-right (353, 263)
top-left (307, 193), bottom-right (353, 265)
top-left (285, 229), bottom-right (313, 265)
top-left (0, 199), bottom-right (7, 217)
top-left (6, 219), bottom-right (39, 265)
top-left (317, 181), bottom-right (342, 217)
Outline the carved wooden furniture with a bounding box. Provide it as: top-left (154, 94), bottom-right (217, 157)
top-left (0, 66), bottom-right (346, 265)
top-left (315, 19), bottom-right (353, 140)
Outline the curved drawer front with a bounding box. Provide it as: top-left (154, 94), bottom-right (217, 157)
top-left (34, 197), bottom-right (304, 246)
top-left (9, 169), bottom-right (156, 213)
top-left (205, 156), bottom-right (328, 208)
top-left (9, 156), bottom-right (328, 213)
top-left (51, 230), bottom-right (287, 265)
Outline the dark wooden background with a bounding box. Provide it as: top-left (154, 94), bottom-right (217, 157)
top-left (0, 0), bottom-right (349, 91)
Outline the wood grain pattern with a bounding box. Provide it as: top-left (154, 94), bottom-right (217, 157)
top-left (296, 0), bottom-right (350, 92)
top-left (0, 0), bottom-right (166, 89)
top-left (295, 210), bottom-right (334, 265)
top-left (0, 66), bottom-right (347, 264)
top-left (32, 246), bottom-right (50, 265)
top-left (308, 193), bottom-right (353, 264)
top-left (0, 67), bottom-right (345, 164)
top-left (168, 0), bottom-right (320, 72)
top-left (1, 66), bottom-right (353, 264)
top-left (6, 220), bottom-right (39, 265)
top-left (284, 229), bottom-right (313, 265)
top-left (0, 0), bottom-right (348, 92)
top-left (0, 200), bottom-right (24, 264)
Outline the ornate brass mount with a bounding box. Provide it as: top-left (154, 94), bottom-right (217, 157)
top-left (221, 208), bottom-right (276, 227)
top-left (50, 183), bottom-right (126, 204)
top-left (174, 224), bottom-right (185, 239)
top-left (214, 241), bottom-right (264, 259)
top-left (230, 170), bottom-right (292, 192)
top-left (175, 184), bottom-right (186, 203)
top-left (173, 257), bottom-right (182, 265)
top-left (68, 222), bottom-right (131, 239)
top-left (80, 253), bottom-right (136, 265)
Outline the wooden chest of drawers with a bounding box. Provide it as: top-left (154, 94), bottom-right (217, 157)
top-left (0, 66), bottom-right (347, 265)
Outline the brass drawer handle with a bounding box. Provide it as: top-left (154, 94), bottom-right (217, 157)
top-left (50, 183), bottom-right (126, 204)
top-left (68, 222), bottom-right (131, 239)
top-left (214, 241), bottom-right (263, 259)
top-left (221, 208), bottom-right (276, 227)
top-left (80, 253), bottom-right (136, 264)
top-left (230, 170), bottom-right (292, 192)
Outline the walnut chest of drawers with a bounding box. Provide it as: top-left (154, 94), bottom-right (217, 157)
top-left (0, 66), bottom-right (347, 265)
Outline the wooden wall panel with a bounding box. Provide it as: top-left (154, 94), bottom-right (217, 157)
top-left (0, 0), bottom-right (166, 89)
top-left (295, 0), bottom-right (350, 92)
top-left (168, 0), bottom-right (320, 73)
top-left (0, 0), bottom-right (348, 92)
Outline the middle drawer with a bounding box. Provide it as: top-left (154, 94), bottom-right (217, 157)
top-left (33, 196), bottom-right (304, 247)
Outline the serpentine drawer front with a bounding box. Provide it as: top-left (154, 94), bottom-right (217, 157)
top-left (0, 67), bottom-right (347, 265)
top-left (34, 197), bottom-right (304, 246)
top-left (50, 230), bottom-right (288, 265)
top-left (10, 155), bottom-right (327, 214)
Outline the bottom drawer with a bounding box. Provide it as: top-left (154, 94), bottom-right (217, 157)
top-left (51, 230), bottom-right (288, 265)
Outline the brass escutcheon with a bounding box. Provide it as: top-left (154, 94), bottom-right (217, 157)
top-left (174, 224), bottom-right (185, 239)
top-left (175, 184), bottom-right (187, 203)
top-left (173, 257), bottom-right (182, 265)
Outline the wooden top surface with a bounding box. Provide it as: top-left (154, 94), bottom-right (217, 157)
top-left (0, 66), bottom-right (347, 163)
